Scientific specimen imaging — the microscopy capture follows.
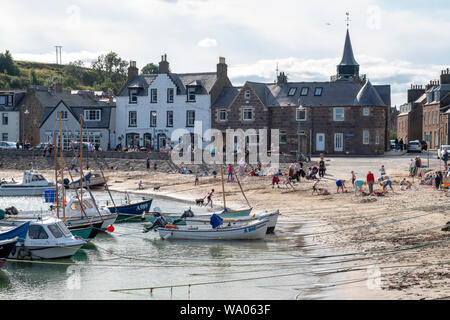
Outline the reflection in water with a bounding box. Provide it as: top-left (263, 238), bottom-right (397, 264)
top-left (0, 270), bottom-right (11, 290)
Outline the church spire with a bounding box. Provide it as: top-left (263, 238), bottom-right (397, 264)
top-left (335, 13), bottom-right (360, 81)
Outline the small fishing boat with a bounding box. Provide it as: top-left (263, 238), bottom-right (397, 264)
top-left (156, 218), bottom-right (269, 240)
top-left (0, 172), bottom-right (55, 196)
top-left (0, 238), bottom-right (19, 267)
top-left (184, 210), bottom-right (280, 234)
top-left (0, 222), bottom-right (27, 267)
top-left (64, 171), bottom-right (107, 189)
top-left (0, 217), bottom-right (86, 259)
top-left (107, 197), bottom-right (153, 222)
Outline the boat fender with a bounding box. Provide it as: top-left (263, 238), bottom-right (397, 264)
top-left (162, 232), bottom-right (172, 240)
top-left (165, 225), bottom-right (178, 230)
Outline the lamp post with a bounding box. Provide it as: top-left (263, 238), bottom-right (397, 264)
top-left (297, 101), bottom-right (305, 160)
top-left (22, 108), bottom-right (30, 148)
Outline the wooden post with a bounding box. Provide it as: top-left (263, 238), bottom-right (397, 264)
top-left (59, 112), bottom-right (66, 223)
top-left (80, 115), bottom-right (83, 206)
top-left (53, 133), bottom-right (59, 219)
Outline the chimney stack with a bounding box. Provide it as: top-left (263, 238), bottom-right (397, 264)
top-left (277, 72), bottom-right (288, 85)
top-left (158, 54), bottom-right (170, 74)
top-left (440, 68), bottom-right (450, 85)
top-left (217, 57), bottom-right (227, 79)
top-left (407, 84), bottom-right (425, 103)
top-left (127, 61), bottom-right (139, 81)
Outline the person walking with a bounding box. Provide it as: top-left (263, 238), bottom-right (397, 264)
top-left (394, 138), bottom-right (399, 151)
top-left (146, 157), bottom-right (150, 171)
top-left (399, 138), bottom-right (404, 151)
top-left (366, 171), bottom-right (375, 195)
top-left (319, 158), bottom-right (326, 178)
top-left (442, 148), bottom-right (449, 167)
top-left (204, 189), bottom-right (215, 208)
top-left (227, 164), bottom-right (234, 182)
top-left (434, 171), bottom-right (441, 190)
top-left (379, 165), bottom-right (386, 177)
top-left (194, 171), bottom-right (200, 186)
top-left (409, 159), bottom-right (415, 177)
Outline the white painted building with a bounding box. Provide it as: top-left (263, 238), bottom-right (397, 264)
top-left (115, 55), bottom-right (231, 150)
top-left (0, 90), bottom-right (26, 143)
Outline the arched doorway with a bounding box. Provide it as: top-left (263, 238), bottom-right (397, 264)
top-left (126, 133), bottom-right (139, 148)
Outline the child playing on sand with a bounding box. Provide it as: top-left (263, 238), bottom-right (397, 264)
top-left (138, 180), bottom-right (143, 190)
top-left (336, 179), bottom-right (346, 193)
top-left (272, 174), bottom-right (280, 189)
top-left (312, 180), bottom-right (320, 195)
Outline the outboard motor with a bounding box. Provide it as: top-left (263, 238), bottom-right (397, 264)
top-left (5, 206), bottom-right (19, 215)
top-left (143, 212), bottom-right (168, 233)
top-left (173, 208), bottom-right (194, 225)
top-left (63, 178), bottom-right (70, 187)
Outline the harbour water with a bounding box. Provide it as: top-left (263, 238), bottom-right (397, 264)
top-left (0, 191), bottom-right (355, 300)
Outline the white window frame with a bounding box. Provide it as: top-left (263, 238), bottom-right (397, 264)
top-left (166, 111), bottom-right (173, 127)
top-left (129, 89), bottom-right (138, 104)
top-left (363, 130), bottom-right (370, 145)
top-left (375, 130), bottom-right (380, 145)
top-left (167, 88), bottom-right (174, 103)
top-left (300, 87), bottom-right (309, 96)
top-left (333, 108), bottom-right (345, 121)
top-left (288, 88), bottom-right (297, 96)
top-left (150, 111), bottom-right (157, 127)
top-left (363, 108), bottom-right (370, 116)
top-left (151, 88), bottom-right (157, 103)
top-left (243, 108), bottom-right (253, 121)
top-left (129, 111), bottom-right (137, 127)
top-left (244, 90), bottom-right (251, 99)
top-left (84, 109), bottom-right (101, 121)
top-left (187, 87), bottom-right (196, 102)
top-left (186, 110), bottom-right (195, 127)
top-left (218, 109), bottom-right (227, 122)
top-left (296, 108), bottom-right (307, 121)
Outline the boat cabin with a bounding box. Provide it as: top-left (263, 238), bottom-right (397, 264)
top-left (22, 172), bottom-right (49, 186)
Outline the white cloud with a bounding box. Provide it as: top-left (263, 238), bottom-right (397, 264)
top-left (14, 50), bottom-right (107, 65)
top-left (197, 38), bottom-right (217, 48)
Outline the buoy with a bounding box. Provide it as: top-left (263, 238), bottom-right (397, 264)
top-left (106, 225), bottom-right (115, 232)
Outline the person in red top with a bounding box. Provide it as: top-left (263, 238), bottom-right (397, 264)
top-left (366, 171), bottom-right (375, 195)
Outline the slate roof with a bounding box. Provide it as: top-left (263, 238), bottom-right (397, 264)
top-left (212, 86), bottom-right (241, 107)
top-left (118, 72), bottom-right (218, 96)
top-left (354, 80), bottom-right (386, 106)
top-left (338, 29), bottom-right (359, 66)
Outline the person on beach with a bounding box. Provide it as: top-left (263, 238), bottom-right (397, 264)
top-left (400, 178), bottom-right (412, 191)
top-left (227, 164), bottom-right (234, 182)
top-left (212, 169), bottom-right (217, 180)
top-left (138, 180), bottom-right (143, 190)
top-left (336, 179), bottom-right (346, 193)
top-left (353, 179), bottom-right (364, 195)
top-left (351, 171), bottom-right (356, 186)
top-left (379, 165), bottom-right (386, 177)
top-left (380, 179), bottom-right (393, 193)
top-left (194, 171), bottom-right (200, 186)
top-left (318, 187), bottom-right (330, 195)
top-left (146, 157), bottom-right (150, 171)
top-left (153, 162), bottom-right (158, 171)
top-left (409, 159), bottom-right (415, 176)
top-left (319, 158), bottom-right (326, 178)
top-left (272, 174), bottom-right (280, 189)
top-left (366, 171), bottom-right (375, 195)
top-left (312, 180), bottom-right (320, 195)
top-left (434, 171), bottom-right (441, 190)
top-left (442, 148), bottom-right (448, 167)
top-left (204, 189), bottom-right (214, 208)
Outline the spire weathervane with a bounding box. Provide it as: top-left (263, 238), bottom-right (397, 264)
top-left (346, 12), bottom-right (351, 29)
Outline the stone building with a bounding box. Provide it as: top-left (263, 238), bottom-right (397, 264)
top-left (212, 29), bottom-right (391, 156)
top-left (0, 90), bottom-right (26, 143)
top-left (396, 85), bottom-right (425, 144)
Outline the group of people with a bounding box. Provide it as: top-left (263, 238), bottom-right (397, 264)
top-left (393, 138), bottom-right (405, 151)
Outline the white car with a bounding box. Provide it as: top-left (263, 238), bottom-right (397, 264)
top-left (437, 145), bottom-right (450, 159)
top-left (0, 141), bottom-right (17, 149)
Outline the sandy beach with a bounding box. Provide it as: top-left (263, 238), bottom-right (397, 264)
top-left (1, 152), bottom-right (449, 300)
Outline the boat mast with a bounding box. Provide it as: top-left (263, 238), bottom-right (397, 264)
top-left (80, 114), bottom-right (83, 206)
top-left (220, 164), bottom-right (226, 210)
top-left (53, 133), bottom-right (59, 219)
top-left (59, 112), bottom-right (66, 223)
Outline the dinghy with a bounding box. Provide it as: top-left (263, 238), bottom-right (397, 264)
top-left (107, 196), bottom-right (153, 222)
top-left (0, 172), bottom-right (55, 196)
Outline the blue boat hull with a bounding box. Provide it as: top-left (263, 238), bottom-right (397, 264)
top-left (107, 199), bottom-right (153, 222)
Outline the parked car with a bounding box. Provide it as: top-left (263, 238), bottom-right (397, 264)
top-left (407, 140), bottom-right (422, 153)
top-left (419, 140), bottom-right (428, 151)
top-left (0, 141), bottom-right (17, 149)
top-left (437, 145), bottom-right (450, 159)
top-left (390, 140), bottom-right (396, 149)
top-left (32, 142), bottom-right (50, 150)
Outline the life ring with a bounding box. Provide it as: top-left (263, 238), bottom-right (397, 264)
top-left (165, 225), bottom-right (178, 230)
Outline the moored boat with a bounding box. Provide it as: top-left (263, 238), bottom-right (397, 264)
top-left (107, 198), bottom-right (153, 222)
top-left (0, 172), bottom-right (55, 196)
top-left (64, 171), bottom-right (107, 189)
top-left (0, 238), bottom-right (19, 267)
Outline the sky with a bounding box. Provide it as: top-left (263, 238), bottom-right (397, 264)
top-left (1, 0), bottom-right (449, 107)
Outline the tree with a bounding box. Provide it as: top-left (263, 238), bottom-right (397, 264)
top-left (0, 50), bottom-right (19, 76)
top-left (63, 76), bottom-right (78, 89)
top-left (92, 51), bottom-right (128, 80)
top-left (141, 63), bottom-right (159, 75)
top-left (63, 60), bottom-right (85, 81)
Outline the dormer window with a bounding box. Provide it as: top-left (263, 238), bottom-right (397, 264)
top-left (129, 89), bottom-right (138, 104)
top-left (314, 87), bottom-right (323, 96)
top-left (84, 109), bottom-right (101, 121)
top-left (187, 87), bottom-right (196, 102)
top-left (151, 89), bottom-right (157, 103)
top-left (0, 96), bottom-right (6, 105)
top-left (300, 87), bottom-right (309, 96)
top-left (244, 90), bottom-right (251, 99)
top-left (288, 88), bottom-right (297, 96)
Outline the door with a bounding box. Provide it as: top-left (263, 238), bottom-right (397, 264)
top-left (316, 133), bottom-right (325, 152)
top-left (334, 133), bottom-right (343, 152)
top-left (158, 134), bottom-right (167, 150)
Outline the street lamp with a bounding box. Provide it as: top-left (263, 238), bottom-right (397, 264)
top-left (297, 101), bottom-right (305, 160)
top-left (22, 108), bottom-right (30, 148)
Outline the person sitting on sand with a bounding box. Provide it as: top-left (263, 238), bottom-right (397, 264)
top-left (318, 187), bottom-right (330, 195)
top-left (400, 178), bottom-right (412, 191)
top-left (336, 179), bottom-right (346, 193)
top-left (312, 180), bottom-right (320, 195)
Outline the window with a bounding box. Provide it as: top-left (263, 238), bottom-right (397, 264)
top-left (363, 108), bottom-right (370, 116)
top-left (2, 113), bottom-right (8, 125)
top-left (7, 95), bottom-right (13, 106)
top-left (187, 87), bottom-right (196, 102)
top-left (244, 90), bottom-right (251, 99)
top-left (333, 108), bottom-right (345, 121)
top-left (129, 89), bottom-right (138, 103)
top-left (375, 131), bottom-right (380, 145)
top-left (129, 111), bottom-right (137, 127)
top-left (243, 108), bottom-right (253, 121)
top-left (186, 110), bottom-right (195, 127)
top-left (219, 109), bottom-right (227, 122)
top-left (300, 87), bottom-right (309, 96)
top-left (363, 130), bottom-right (370, 145)
top-left (150, 111), bottom-right (157, 127)
top-left (296, 108), bottom-right (307, 121)
top-left (167, 88), bottom-right (174, 103)
top-left (166, 111), bottom-right (173, 127)
top-left (0, 96), bottom-right (5, 105)
top-left (2, 133), bottom-right (8, 141)
top-left (288, 88), bottom-right (297, 96)
top-left (151, 89), bottom-right (157, 103)
top-left (28, 225), bottom-right (49, 239)
top-left (84, 109), bottom-right (101, 121)
top-left (48, 224), bottom-right (64, 238)
top-left (57, 111), bottom-right (68, 120)
top-left (280, 130), bottom-right (287, 144)
top-left (314, 87), bottom-right (323, 96)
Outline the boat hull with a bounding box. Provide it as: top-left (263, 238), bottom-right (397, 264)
top-left (0, 184), bottom-right (56, 197)
top-left (157, 219), bottom-right (268, 240)
top-left (107, 199), bottom-right (153, 222)
top-left (0, 238), bottom-right (19, 267)
top-left (9, 243), bottom-right (84, 259)
top-left (145, 208), bottom-right (252, 225)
